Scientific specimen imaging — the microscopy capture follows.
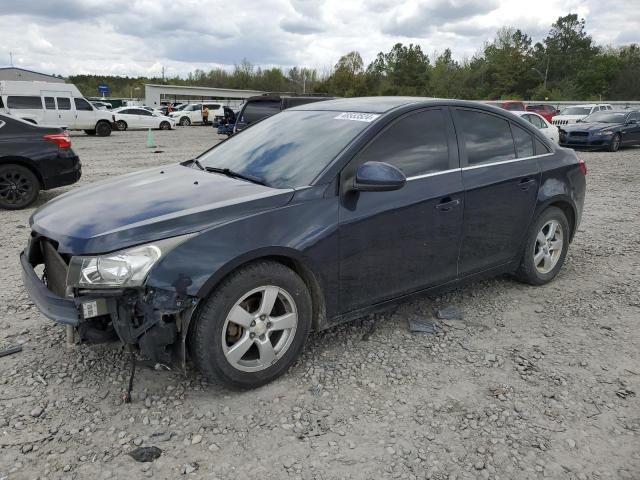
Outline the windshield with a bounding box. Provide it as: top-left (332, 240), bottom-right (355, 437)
top-left (198, 110), bottom-right (373, 188)
top-left (582, 112), bottom-right (626, 123)
top-left (560, 106), bottom-right (592, 116)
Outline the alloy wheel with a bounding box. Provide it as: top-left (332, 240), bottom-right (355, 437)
top-left (0, 168), bottom-right (35, 207)
top-left (221, 285), bottom-right (298, 372)
top-left (533, 220), bottom-right (563, 274)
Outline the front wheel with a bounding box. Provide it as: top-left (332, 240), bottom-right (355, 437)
top-left (515, 207), bottom-right (570, 285)
top-left (95, 121), bottom-right (112, 136)
top-left (608, 133), bottom-right (621, 152)
top-left (159, 121), bottom-right (171, 130)
top-left (179, 116), bottom-right (191, 126)
top-left (115, 120), bottom-right (127, 131)
top-left (191, 261), bottom-right (312, 389)
top-left (0, 164), bottom-right (40, 210)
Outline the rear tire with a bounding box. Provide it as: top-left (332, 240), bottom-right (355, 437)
top-left (608, 133), bottom-right (621, 152)
top-left (191, 261), bottom-right (312, 389)
top-left (0, 164), bottom-right (40, 210)
top-left (515, 207), bottom-right (570, 285)
top-left (115, 120), bottom-right (127, 131)
top-left (95, 121), bottom-right (112, 137)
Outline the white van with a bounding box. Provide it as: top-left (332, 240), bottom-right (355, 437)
top-left (0, 81), bottom-right (113, 136)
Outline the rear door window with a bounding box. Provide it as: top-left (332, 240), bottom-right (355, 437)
top-left (7, 96), bottom-right (42, 109)
top-left (355, 109), bottom-right (450, 177)
top-left (456, 109), bottom-right (516, 165)
top-left (44, 97), bottom-right (56, 109)
top-left (511, 124), bottom-right (534, 158)
top-left (57, 97), bottom-right (71, 110)
top-left (74, 98), bottom-right (93, 111)
top-left (242, 101), bottom-right (280, 123)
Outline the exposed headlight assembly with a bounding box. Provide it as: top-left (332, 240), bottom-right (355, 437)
top-left (594, 130), bottom-right (614, 136)
top-left (67, 234), bottom-right (194, 288)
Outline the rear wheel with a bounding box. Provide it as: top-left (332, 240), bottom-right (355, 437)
top-left (191, 261), bottom-right (312, 389)
top-left (115, 120), bottom-right (127, 131)
top-left (608, 133), bottom-right (621, 152)
top-left (515, 207), bottom-right (570, 285)
top-left (179, 116), bottom-right (191, 126)
top-left (159, 121), bottom-right (171, 130)
top-left (0, 164), bottom-right (40, 210)
top-left (95, 121), bottom-right (112, 137)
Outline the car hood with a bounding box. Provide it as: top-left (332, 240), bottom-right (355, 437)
top-left (562, 122), bottom-right (620, 132)
top-left (30, 164), bottom-right (294, 255)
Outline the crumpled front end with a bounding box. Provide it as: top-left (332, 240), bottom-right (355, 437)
top-left (20, 233), bottom-right (198, 367)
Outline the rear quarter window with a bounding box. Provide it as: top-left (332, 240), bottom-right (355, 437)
top-left (242, 101), bottom-right (281, 123)
top-left (7, 96), bottom-right (42, 109)
top-left (511, 124), bottom-right (534, 158)
top-left (535, 138), bottom-right (551, 155)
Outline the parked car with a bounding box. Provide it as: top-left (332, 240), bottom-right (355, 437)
top-left (558, 110), bottom-right (640, 151)
top-left (234, 95), bottom-right (334, 132)
top-left (169, 103), bottom-right (224, 126)
top-left (552, 104), bottom-right (613, 126)
top-left (0, 80), bottom-right (113, 136)
top-left (0, 113), bottom-right (80, 209)
top-left (91, 101), bottom-right (113, 110)
top-left (140, 106), bottom-right (164, 115)
top-left (512, 111), bottom-right (559, 143)
top-left (20, 98), bottom-right (586, 389)
top-left (112, 107), bottom-right (175, 131)
top-left (526, 104), bottom-right (558, 122)
top-left (487, 100), bottom-right (526, 111)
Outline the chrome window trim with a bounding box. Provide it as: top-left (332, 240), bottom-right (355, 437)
top-left (405, 152), bottom-right (554, 180)
top-left (461, 152), bottom-right (554, 171)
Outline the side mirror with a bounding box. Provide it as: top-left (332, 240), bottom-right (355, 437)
top-left (352, 161), bottom-right (406, 192)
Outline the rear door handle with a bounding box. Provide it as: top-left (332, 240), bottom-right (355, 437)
top-left (518, 178), bottom-right (536, 190)
top-left (435, 197), bottom-right (460, 211)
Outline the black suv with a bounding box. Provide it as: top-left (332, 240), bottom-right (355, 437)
top-left (234, 94), bottom-right (334, 132)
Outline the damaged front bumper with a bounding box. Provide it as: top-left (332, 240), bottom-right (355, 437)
top-left (20, 238), bottom-right (199, 368)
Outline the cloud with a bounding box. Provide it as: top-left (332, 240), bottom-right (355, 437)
top-left (383, 0), bottom-right (500, 37)
top-left (0, 0), bottom-right (636, 78)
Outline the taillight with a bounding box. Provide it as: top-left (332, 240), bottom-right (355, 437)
top-left (578, 157), bottom-right (587, 176)
top-left (44, 133), bottom-right (72, 149)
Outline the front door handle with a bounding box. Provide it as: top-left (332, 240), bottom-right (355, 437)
top-left (435, 197), bottom-right (460, 211)
top-left (518, 178), bottom-right (536, 190)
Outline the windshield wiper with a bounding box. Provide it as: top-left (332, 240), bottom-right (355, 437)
top-left (204, 167), bottom-right (267, 186)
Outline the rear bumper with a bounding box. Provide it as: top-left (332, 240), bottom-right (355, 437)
top-left (20, 251), bottom-right (79, 326)
top-left (42, 155), bottom-right (82, 190)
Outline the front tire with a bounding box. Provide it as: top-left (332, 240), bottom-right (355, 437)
top-left (191, 261), bottom-right (312, 389)
top-left (179, 116), bottom-right (191, 126)
top-left (159, 121), bottom-right (171, 130)
top-left (95, 121), bottom-right (112, 136)
top-left (515, 207), bottom-right (570, 285)
top-left (115, 120), bottom-right (127, 131)
top-left (0, 164), bottom-right (40, 210)
top-left (608, 133), bottom-right (621, 152)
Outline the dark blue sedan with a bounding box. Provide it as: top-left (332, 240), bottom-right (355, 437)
top-left (559, 110), bottom-right (640, 151)
top-left (21, 97), bottom-right (586, 389)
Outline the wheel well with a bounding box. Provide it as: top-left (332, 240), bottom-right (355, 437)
top-left (196, 255), bottom-right (327, 332)
top-left (0, 157), bottom-right (44, 188)
top-left (548, 200), bottom-right (576, 240)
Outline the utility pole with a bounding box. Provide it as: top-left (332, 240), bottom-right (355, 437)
top-left (9, 51), bottom-right (13, 67)
top-left (162, 65), bottom-right (165, 83)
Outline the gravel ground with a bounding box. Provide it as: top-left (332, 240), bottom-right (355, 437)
top-left (1, 127), bottom-right (639, 480)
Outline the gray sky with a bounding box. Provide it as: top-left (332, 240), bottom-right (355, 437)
top-left (0, 0), bottom-right (638, 77)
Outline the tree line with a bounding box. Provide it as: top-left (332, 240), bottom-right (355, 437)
top-left (69, 14), bottom-right (640, 101)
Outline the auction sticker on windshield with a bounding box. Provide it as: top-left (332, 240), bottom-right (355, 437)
top-left (334, 112), bottom-right (381, 122)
